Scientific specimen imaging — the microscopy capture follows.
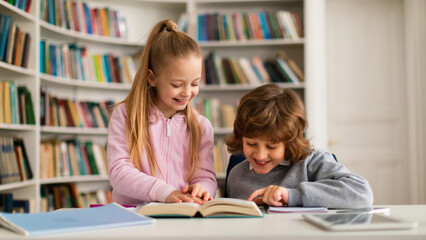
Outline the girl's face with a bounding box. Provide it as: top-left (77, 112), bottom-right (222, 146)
top-left (148, 55), bottom-right (202, 118)
top-left (242, 137), bottom-right (286, 175)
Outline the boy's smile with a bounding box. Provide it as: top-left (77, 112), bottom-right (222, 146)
top-left (242, 137), bottom-right (286, 175)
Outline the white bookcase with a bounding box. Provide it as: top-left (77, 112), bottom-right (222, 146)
top-left (0, 0), bottom-right (326, 211)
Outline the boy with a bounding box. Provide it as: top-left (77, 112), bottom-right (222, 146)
top-left (226, 84), bottom-right (373, 208)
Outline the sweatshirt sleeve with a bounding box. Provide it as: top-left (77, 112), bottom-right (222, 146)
top-left (188, 115), bottom-right (217, 197)
top-left (107, 104), bottom-right (176, 203)
top-left (287, 149), bottom-right (374, 208)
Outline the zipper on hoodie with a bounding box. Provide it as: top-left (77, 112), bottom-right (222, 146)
top-left (166, 119), bottom-right (171, 137)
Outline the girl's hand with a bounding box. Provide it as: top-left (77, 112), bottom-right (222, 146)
top-left (165, 190), bottom-right (203, 204)
top-left (182, 183), bottom-right (212, 202)
top-left (247, 185), bottom-right (289, 207)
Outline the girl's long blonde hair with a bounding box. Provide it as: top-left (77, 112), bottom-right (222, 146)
top-left (121, 19), bottom-right (202, 182)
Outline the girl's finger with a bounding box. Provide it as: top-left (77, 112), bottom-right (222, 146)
top-left (202, 192), bottom-right (211, 201)
top-left (181, 185), bottom-right (189, 193)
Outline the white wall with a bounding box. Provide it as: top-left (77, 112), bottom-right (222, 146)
top-left (325, 0), bottom-right (425, 204)
top-left (403, 0), bottom-right (426, 203)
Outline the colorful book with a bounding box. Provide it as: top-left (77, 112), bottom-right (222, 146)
top-left (0, 15), bottom-right (11, 61)
top-left (13, 138), bottom-right (33, 180)
top-left (5, 23), bottom-right (17, 64)
top-left (267, 206), bottom-right (328, 213)
top-left (0, 203), bottom-right (154, 236)
top-left (3, 81), bottom-right (12, 124)
top-left (20, 33), bottom-right (31, 68)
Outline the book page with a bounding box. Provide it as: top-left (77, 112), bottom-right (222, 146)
top-left (199, 198), bottom-right (262, 217)
top-left (138, 202), bottom-right (200, 217)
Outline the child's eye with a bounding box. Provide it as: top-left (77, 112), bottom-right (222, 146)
top-left (171, 84), bottom-right (181, 88)
top-left (191, 82), bottom-right (199, 87)
top-left (267, 145), bottom-right (277, 149)
top-left (246, 142), bottom-right (256, 146)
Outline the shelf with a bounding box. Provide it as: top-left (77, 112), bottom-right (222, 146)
top-left (40, 175), bottom-right (110, 185)
top-left (0, 61), bottom-right (36, 78)
top-left (195, 0), bottom-right (293, 3)
top-left (214, 127), bottom-right (233, 135)
top-left (136, 0), bottom-right (188, 2)
top-left (199, 39), bottom-right (304, 48)
top-left (0, 180), bottom-right (36, 191)
top-left (40, 126), bottom-right (108, 135)
top-left (201, 83), bottom-right (304, 91)
top-left (40, 74), bottom-right (132, 90)
top-left (39, 21), bottom-right (143, 47)
top-left (0, 1), bottom-right (35, 22)
top-left (0, 124), bottom-right (36, 131)
top-left (216, 172), bottom-right (226, 179)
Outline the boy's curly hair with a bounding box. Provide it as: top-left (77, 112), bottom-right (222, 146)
top-left (226, 84), bottom-right (312, 163)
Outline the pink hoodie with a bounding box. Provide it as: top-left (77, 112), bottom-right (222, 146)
top-left (107, 103), bottom-right (217, 204)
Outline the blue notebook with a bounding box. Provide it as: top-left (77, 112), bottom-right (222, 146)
top-left (0, 203), bottom-right (154, 236)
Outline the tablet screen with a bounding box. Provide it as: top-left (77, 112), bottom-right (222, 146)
top-left (303, 213), bottom-right (418, 231)
top-left (312, 213), bottom-right (397, 225)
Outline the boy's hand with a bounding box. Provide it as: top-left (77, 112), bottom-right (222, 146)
top-left (182, 183), bottom-right (212, 202)
top-left (165, 190), bottom-right (204, 204)
top-left (247, 185), bottom-right (289, 207)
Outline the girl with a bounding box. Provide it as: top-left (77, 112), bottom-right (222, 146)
top-left (226, 84), bottom-right (373, 208)
top-left (107, 19), bottom-right (216, 205)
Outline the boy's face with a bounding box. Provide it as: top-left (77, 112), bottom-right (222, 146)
top-left (242, 137), bottom-right (285, 175)
top-left (148, 55), bottom-right (202, 118)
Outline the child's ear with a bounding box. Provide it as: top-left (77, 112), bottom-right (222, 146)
top-left (147, 69), bottom-right (156, 87)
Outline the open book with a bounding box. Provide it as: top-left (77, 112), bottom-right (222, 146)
top-left (138, 198), bottom-right (263, 218)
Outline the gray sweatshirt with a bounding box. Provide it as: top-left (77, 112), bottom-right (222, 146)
top-left (227, 148), bottom-right (373, 208)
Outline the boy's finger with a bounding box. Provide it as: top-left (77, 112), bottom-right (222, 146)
top-left (248, 188), bottom-right (265, 201)
top-left (263, 188), bottom-right (271, 202)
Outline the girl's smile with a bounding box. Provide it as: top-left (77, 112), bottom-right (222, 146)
top-left (148, 55), bottom-right (202, 118)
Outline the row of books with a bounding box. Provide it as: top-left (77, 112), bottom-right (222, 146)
top-left (40, 41), bottom-right (137, 84)
top-left (0, 13), bottom-right (31, 68)
top-left (197, 10), bottom-right (303, 41)
top-left (40, 86), bottom-right (115, 128)
top-left (0, 193), bottom-right (34, 213)
top-left (193, 96), bottom-right (236, 129)
top-left (40, 184), bottom-right (111, 212)
top-left (3, 0), bottom-right (32, 13)
top-left (0, 134), bottom-right (33, 185)
top-left (213, 139), bottom-right (231, 174)
top-left (40, 139), bottom-right (107, 179)
top-left (203, 50), bottom-right (304, 86)
top-left (0, 82), bottom-right (35, 125)
top-left (40, 0), bottom-right (128, 39)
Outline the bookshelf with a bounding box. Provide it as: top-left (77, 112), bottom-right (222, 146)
top-left (193, 0), bottom-right (307, 182)
top-left (0, 0), bottom-right (326, 210)
top-left (191, 0), bottom-right (327, 196)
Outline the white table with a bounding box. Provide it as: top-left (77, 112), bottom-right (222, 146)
top-left (0, 205), bottom-right (425, 239)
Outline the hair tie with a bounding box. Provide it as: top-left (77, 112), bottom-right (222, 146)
top-left (166, 24), bottom-right (177, 32)
top-left (164, 20), bottom-right (178, 32)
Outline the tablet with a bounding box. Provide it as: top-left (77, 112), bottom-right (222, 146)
top-left (302, 213), bottom-right (418, 231)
